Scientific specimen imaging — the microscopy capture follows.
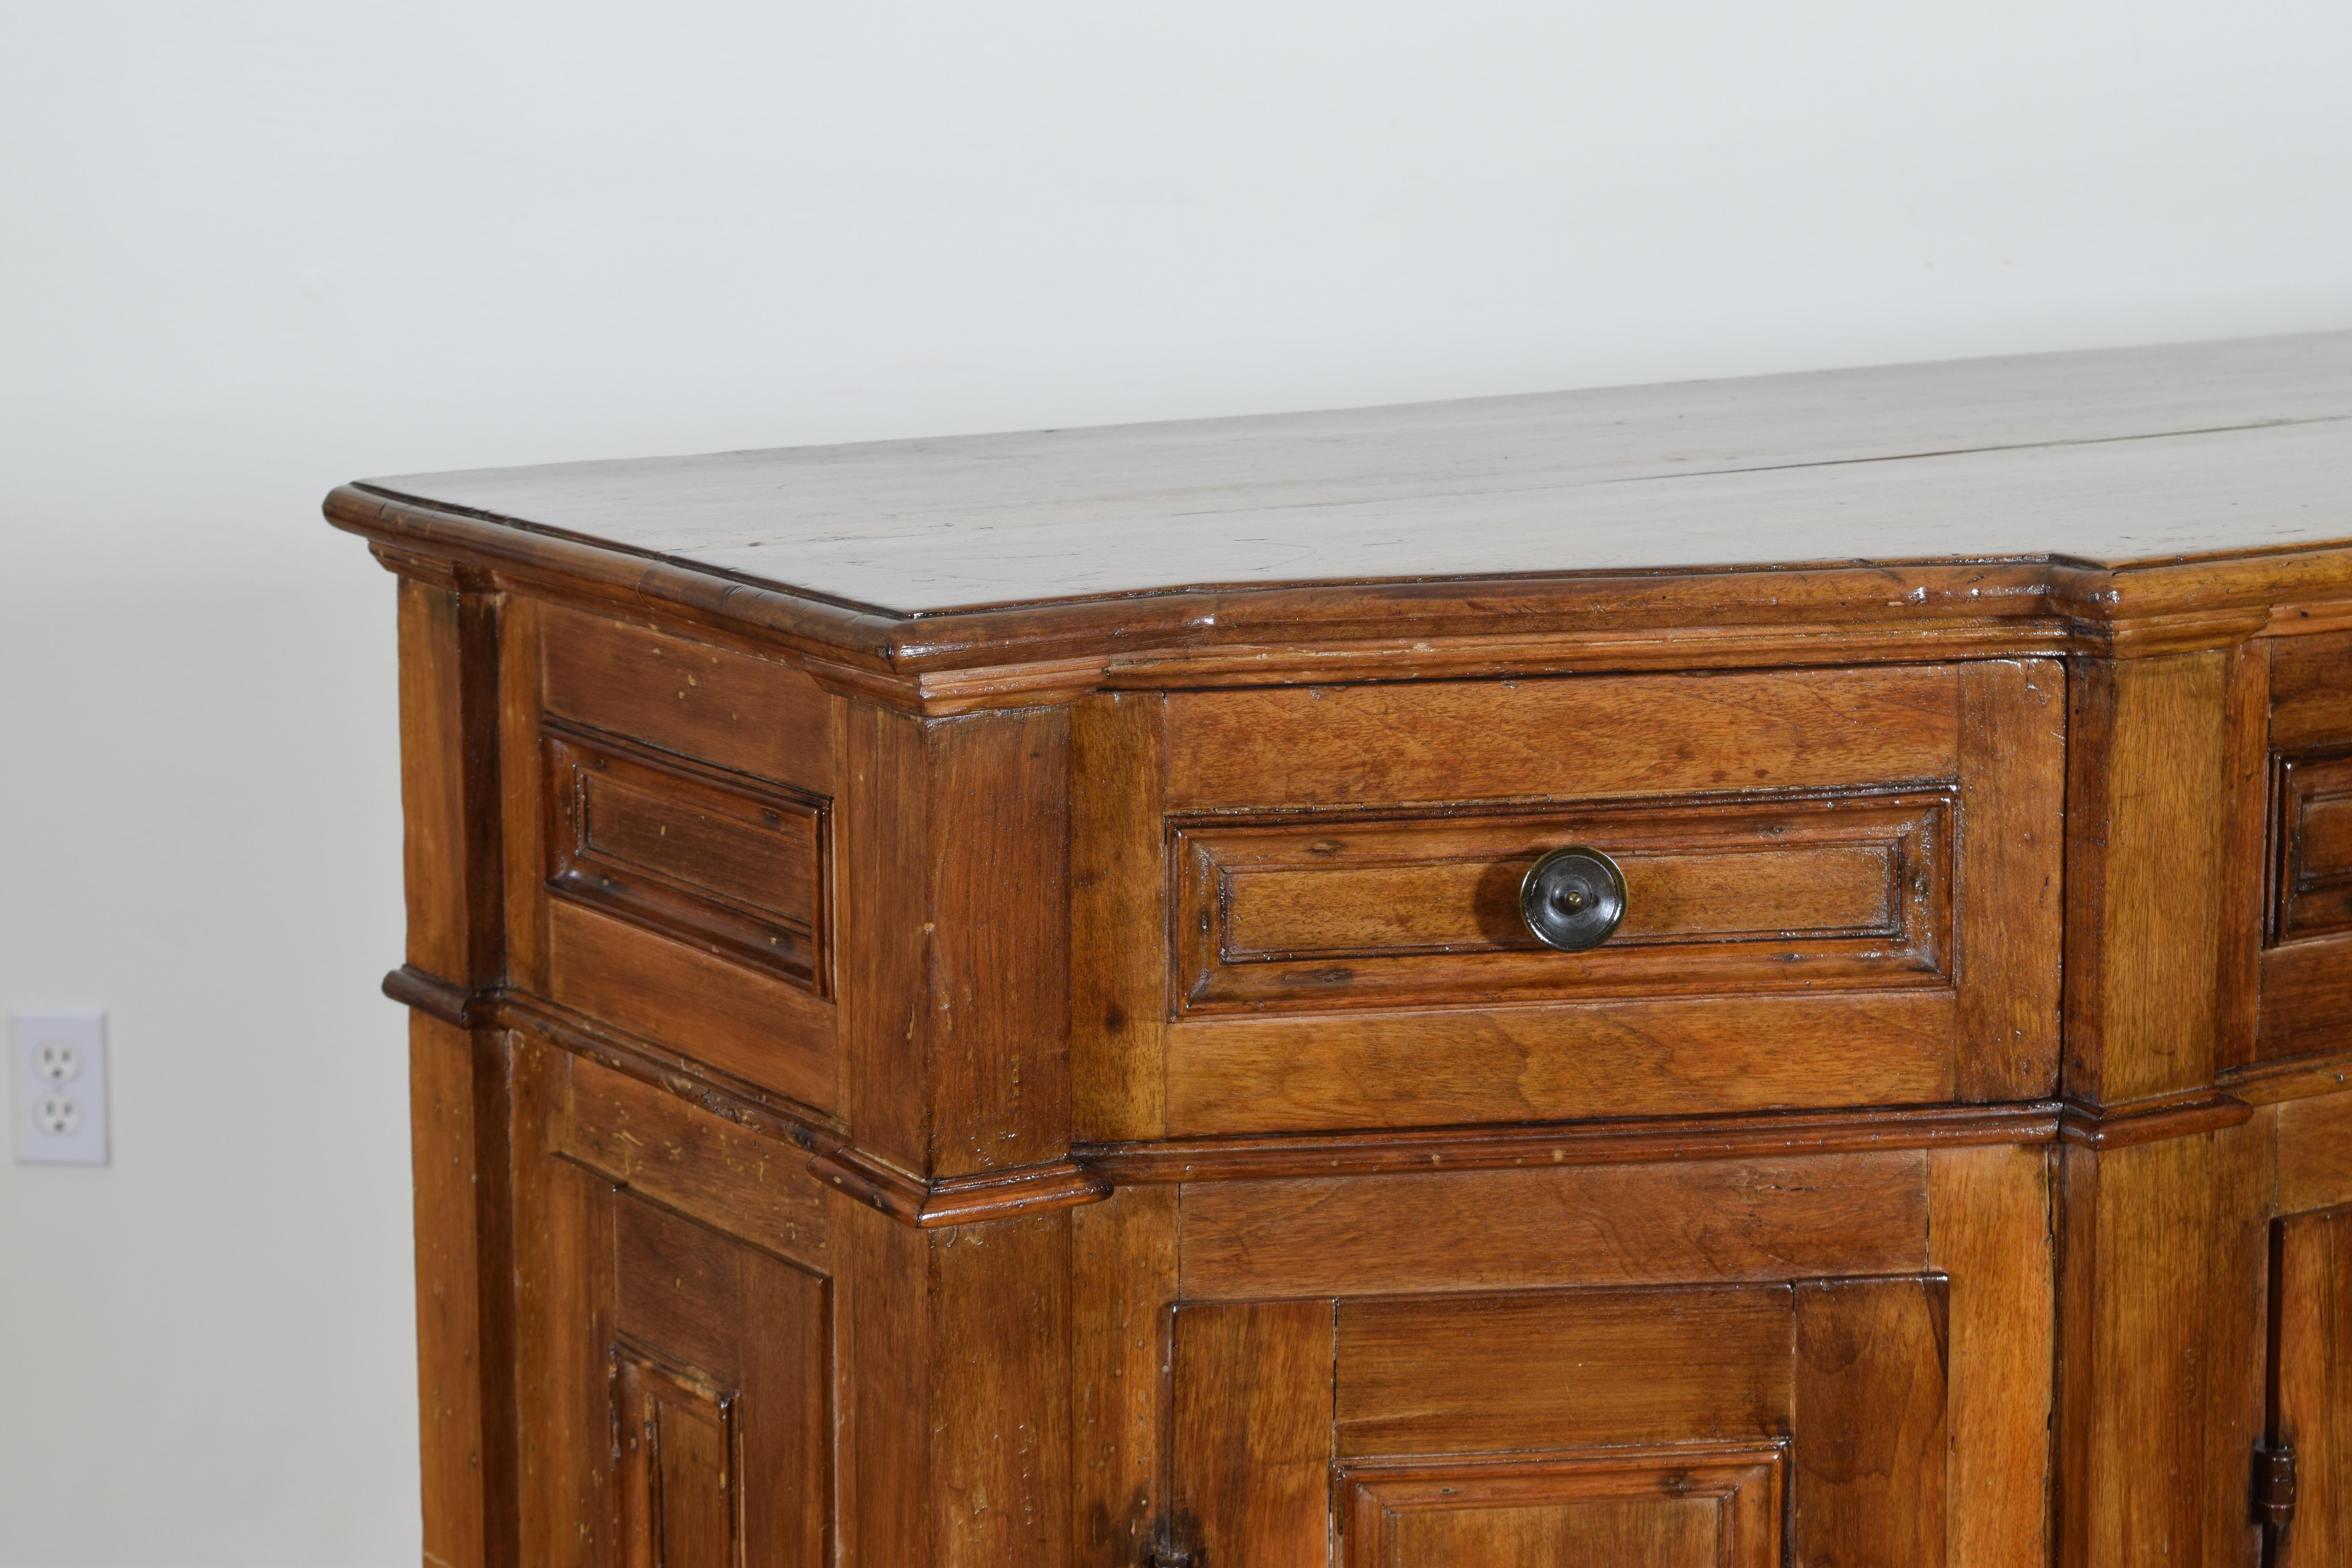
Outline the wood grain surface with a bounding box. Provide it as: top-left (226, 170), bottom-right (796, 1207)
top-left (1163, 665), bottom-right (1960, 810)
top-left (1926, 1146), bottom-right (2053, 1567)
top-left (1793, 1274), bottom-right (1949, 1566)
top-left (2273, 1204), bottom-right (2352, 1568)
top-left (351, 333), bottom-right (2352, 615)
top-left (1178, 1153), bottom-right (1928, 1299)
top-left (1334, 1285), bottom-right (1794, 1455)
top-left (1169, 1299), bottom-right (1336, 1567)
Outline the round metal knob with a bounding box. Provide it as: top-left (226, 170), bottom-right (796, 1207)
top-left (1519, 846), bottom-right (1627, 953)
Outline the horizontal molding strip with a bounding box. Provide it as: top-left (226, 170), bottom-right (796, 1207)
top-left (385, 965), bottom-right (2256, 1217)
top-left (1079, 1094), bottom-right (2255, 1182)
top-left (340, 489), bottom-right (2352, 689)
top-left (807, 1145), bottom-right (1112, 1228)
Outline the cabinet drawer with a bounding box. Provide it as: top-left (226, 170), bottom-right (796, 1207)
top-left (1081, 661), bottom-right (2065, 1138)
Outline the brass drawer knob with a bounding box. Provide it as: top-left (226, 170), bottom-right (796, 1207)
top-left (1520, 846), bottom-right (1628, 952)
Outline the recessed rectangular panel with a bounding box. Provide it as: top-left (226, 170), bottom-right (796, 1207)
top-left (1174, 790), bottom-right (1949, 1015)
top-left (2272, 749), bottom-right (2352, 944)
top-left (1339, 1448), bottom-right (1783, 1568)
top-left (616, 1350), bottom-right (739, 1568)
top-left (609, 1192), bottom-right (834, 1568)
top-left (545, 723), bottom-right (828, 990)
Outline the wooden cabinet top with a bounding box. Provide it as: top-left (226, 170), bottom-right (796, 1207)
top-left (330, 330), bottom-right (2352, 680)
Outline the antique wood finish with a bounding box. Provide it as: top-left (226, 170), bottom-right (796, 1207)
top-left (1146, 659), bottom-right (2062, 1135)
top-left (392, 573), bottom-right (519, 1568)
top-left (1165, 1266), bottom-right (1964, 1563)
top-left (2261, 629), bottom-right (2352, 1067)
top-left (345, 334), bottom-right (2352, 1567)
top-left (1336, 1447), bottom-right (1782, 1567)
top-left (2272, 1206), bottom-right (2352, 1566)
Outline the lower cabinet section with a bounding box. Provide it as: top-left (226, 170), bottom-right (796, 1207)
top-left (1336, 1446), bottom-right (1782, 1567)
top-left (472, 1031), bottom-right (2352, 1568)
top-left (1087, 1143), bottom-right (2054, 1568)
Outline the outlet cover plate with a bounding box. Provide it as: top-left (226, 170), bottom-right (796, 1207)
top-left (12, 1011), bottom-right (109, 1165)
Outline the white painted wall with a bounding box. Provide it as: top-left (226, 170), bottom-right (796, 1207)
top-left (2, 2), bottom-right (2347, 1561)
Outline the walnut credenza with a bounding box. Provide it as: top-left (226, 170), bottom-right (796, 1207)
top-left (333, 332), bottom-right (2352, 1567)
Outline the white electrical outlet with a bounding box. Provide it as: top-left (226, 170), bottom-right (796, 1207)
top-left (13, 1011), bottom-right (108, 1165)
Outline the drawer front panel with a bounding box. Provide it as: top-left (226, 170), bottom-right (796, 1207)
top-left (1176, 790), bottom-right (1949, 1015)
top-left (1084, 659), bottom-right (2064, 1137)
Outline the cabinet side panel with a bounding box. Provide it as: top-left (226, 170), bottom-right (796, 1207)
top-left (512, 1045), bottom-right (619, 1568)
top-left (499, 597), bottom-right (550, 996)
top-left (2268, 630), bottom-right (2352, 750)
top-left (398, 577), bottom-right (505, 983)
top-left (410, 1014), bottom-right (501, 1568)
top-left (2216, 639), bottom-right (2272, 1074)
top-left (537, 602), bottom-right (835, 789)
top-left (837, 1200), bottom-right (930, 1568)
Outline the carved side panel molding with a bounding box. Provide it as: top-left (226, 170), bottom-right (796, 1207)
top-left (544, 722), bottom-right (831, 993)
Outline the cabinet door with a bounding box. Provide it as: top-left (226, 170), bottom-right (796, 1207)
top-left (513, 1045), bottom-right (838, 1568)
top-left (2273, 1205), bottom-right (2352, 1566)
top-left (1169, 1276), bottom-right (1949, 1567)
